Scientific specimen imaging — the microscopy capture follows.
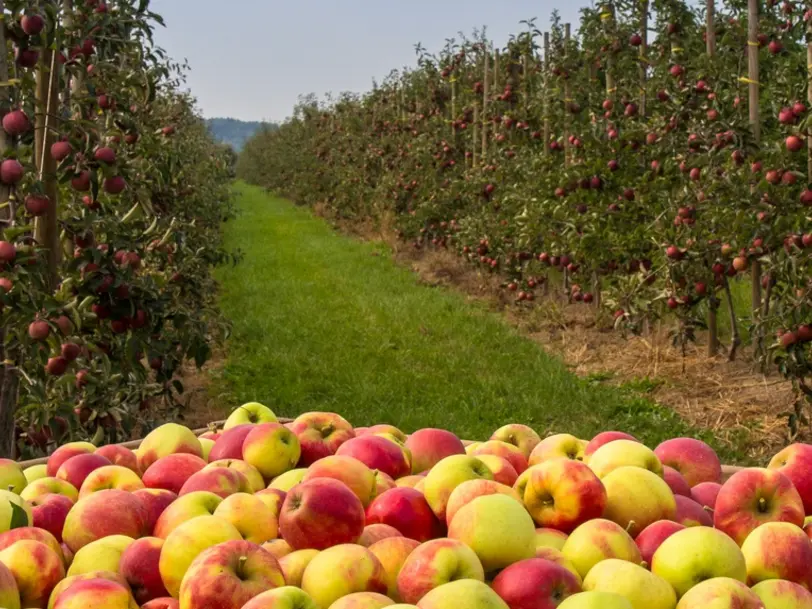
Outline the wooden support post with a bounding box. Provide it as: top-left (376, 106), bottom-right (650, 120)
top-left (34, 48), bottom-right (61, 288)
top-left (481, 50), bottom-right (489, 163)
top-left (706, 0), bottom-right (716, 56)
top-left (543, 33), bottom-right (551, 153)
top-left (564, 24), bottom-right (571, 168)
top-left (747, 0), bottom-right (762, 360)
top-left (640, 1), bottom-right (648, 116)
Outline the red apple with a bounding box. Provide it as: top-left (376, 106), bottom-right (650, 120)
top-left (405, 429), bottom-right (465, 474)
top-left (768, 443), bottom-right (812, 515)
top-left (654, 438), bottom-right (721, 487)
top-left (635, 520), bottom-right (685, 567)
top-left (142, 454), bottom-right (207, 495)
top-left (365, 487), bottom-right (444, 542)
top-left (208, 424), bottom-right (253, 461)
top-left (288, 412), bottom-right (355, 466)
top-left (119, 537), bottom-right (169, 603)
top-left (492, 557), bottom-right (582, 609)
top-left (337, 435), bottom-right (411, 480)
top-left (30, 493), bottom-right (73, 542)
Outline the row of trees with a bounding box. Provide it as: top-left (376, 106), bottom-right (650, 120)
top-left (1, 0), bottom-right (237, 457)
top-left (238, 0), bottom-right (811, 434)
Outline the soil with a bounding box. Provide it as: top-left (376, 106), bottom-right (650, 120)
top-left (326, 211), bottom-right (806, 462)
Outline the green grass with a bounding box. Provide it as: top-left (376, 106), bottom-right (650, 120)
top-left (213, 183), bottom-right (747, 462)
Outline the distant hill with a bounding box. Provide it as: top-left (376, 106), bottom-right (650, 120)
top-left (207, 118), bottom-right (276, 151)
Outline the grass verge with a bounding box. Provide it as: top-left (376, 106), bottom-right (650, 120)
top-left (212, 183), bottom-right (749, 463)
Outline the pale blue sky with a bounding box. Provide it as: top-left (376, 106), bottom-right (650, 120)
top-left (150, 1), bottom-right (594, 122)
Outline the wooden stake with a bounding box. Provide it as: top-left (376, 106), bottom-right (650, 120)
top-left (34, 48), bottom-right (61, 288)
top-left (706, 0), bottom-right (716, 56)
top-left (481, 50), bottom-right (489, 162)
top-left (640, 1), bottom-right (648, 116)
top-left (450, 79), bottom-right (456, 138)
top-left (747, 0), bottom-right (762, 360)
top-left (472, 103), bottom-right (479, 167)
top-left (807, 20), bottom-right (812, 180)
top-left (543, 33), bottom-right (551, 153)
top-left (564, 23), bottom-right (571, 168)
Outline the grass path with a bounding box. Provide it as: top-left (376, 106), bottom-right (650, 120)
top-left (213, 183), bottom-right (743, 461)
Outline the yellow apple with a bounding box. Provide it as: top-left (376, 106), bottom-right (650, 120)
top-left (583, 558), bottom-right (676, 609)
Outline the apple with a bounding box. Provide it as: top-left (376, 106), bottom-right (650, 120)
top-left (62, 489), bottom-right (148, 552)
top-left (490, 424), bottom-right (542, 458)
top-left (0, 561), bottom-right (18, 609)
top-left (0, 491), bottom-right (31, 534)
top-left (67, 534), bottom-right (134, 576)
top-left (583, 432), bottom-right (637, 460)
top-left (23, 465), bottom-right (47, 484)
top-left (741, 522), bottom-right (812, 588)
top-left (205, 459), bottom-right (265, 493)
top-left (662, 466), bottom-right (691, 497)
top-left (475, 455), bottom-right (519, 486)
top-left (0, 526), bottom-right (63, 560)
top-left (364, 425), bottom-right (407, 442)
top-left (359, 523), bottom-right (403, 546)
top-left (404, 429), bottom-right (465, 474)
top-left (137, 423), bottom-right (203, 472)
top-left (557, 592), bottom-right (633, 609)
top-left (270, 469), bottom-right (308, 492)
top-left (448, 494), bottom-right (535, 572)
top-left (651, 526), bottom-right (746, 596)
top-left (179, 540), bottom-right (285, 608)
top-left (422, 455), bottom-right (493, 521)
top-left (214, 492), bottom-right (279, 544)
top-left (415, 579), bottom-right (508, 609)
top-left (601, 466), bottom-right (676, 536)
top-left (690, 482), bottom-right (721, 511)
top-left (278, 549), bottom-right (319, 587)
top-left (366, 487), bottom-right (443, 543)
top-left (208, 425), bottom-right (254, 461)
top-left (47, 570), bottom-right (130, 609)
top-left (0, 539), bottom-right (65, 607)
top-left (714, 468), bottom-right (804, 545)
top-left (583, 559), bottom-right (674, 609)
top-left (51, 578), bottom-right (137, 609)
top-left (396, 538), bottom-right (484, 604)
top-left (676, 577), bottom-right (765, 608)
top-left (368, 536), bottom-right (420, 600)
top-left (223, 402), bottom-right (278, 429)
top-left (519, 459), bottom-right (606, 533)
top-left (142, 454), bottom-right (207, 495)
top-left (30, 494), bottom-right (73, 541)
top-left (492, 557), bottom-right (582, 609)
top-left (46, 443), bottom-right (96, 478)
top-left (133, 489), bottom-right (178, 535)
top-left (153, 491), bottom-right (222, 538)
top-left (301, 543), bottom-right (387, 609)
top-left (94, 445), bottom-right (139, 475)
top-left (142, 599), bottom-right (180, 609)
top-left (288, 412), bottom-right (355, 466)
top-left (279, 478), bottom-right (365, 549)
top-left (634, 520), bottom-right (685, 566)
top-left (78, 465), bottom-right (144, 497)
top-left (674, 495), bottom-right (713, 527)
top-left (445, 479), bottom-right (519, 527)
top-left (768, 443), bottom-right (812, 515)
top-left (179, 466), bottom-right (249, 498)
top-left (654, 438), bottom-right (721, 487)
top-left (255, 488), bottom-right (287, 517)
top-left (528, 435), bottom-right (586, 466)
top-left (751, 579), bottom-right (812, 609)
top-left (262, 539), bottom-right (293, 560)
top-left (560, 519), bottom-right (642, 579)
top-left (243, 423), bottom-right (302, 480)
top-left (241, 586), bottom-right (320, 609)
top-left (21, 477), bottom-right (78, 503)
top-left (0, 459), bottom-right (27, 495)
top-left (469, 441), bottom-right (528, 474)
top-left (587, 440), bottom-right (662, 479)
top-left (373, 471), bottom-right (397, 499)
top-left (56, 454), bottom-right (112, 490)
top-left (158, 514), bottom-right (242, 597)
top-left (337, 436), bottom-right (411, 480)
top-left (535, 528), bottom-right (568, 551)
top-left (119, 537), bottom-right (169, 603)
top-left (396, 476), bottom-right (425, 489)
top-left (303, 456), bottom-right (377, 506)
top-left (199, 438), bottom-right (215, 461)
top-left (329, 592), bottom-right (395, 609)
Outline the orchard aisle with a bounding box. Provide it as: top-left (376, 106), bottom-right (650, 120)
top-left (214, 183), bottom-right (739, 460)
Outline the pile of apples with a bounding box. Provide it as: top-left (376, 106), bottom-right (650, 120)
top-left (0, 404), bottom-right (809, 608)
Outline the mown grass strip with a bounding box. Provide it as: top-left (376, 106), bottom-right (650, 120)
top-left (213, 183), bottom-right (748, 463)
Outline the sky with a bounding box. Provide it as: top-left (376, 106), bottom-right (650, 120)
top-left (149, 0), bottom-right (594, 123)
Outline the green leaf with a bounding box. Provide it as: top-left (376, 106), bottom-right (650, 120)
top-left (9, 502), bottom-right (28, 530)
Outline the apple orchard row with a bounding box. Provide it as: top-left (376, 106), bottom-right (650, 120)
top-left (0, 403), bottom-right (807, 607)
top-left (238, 1), bottom-right (811, 410)
top-left (0, 1), bottom-right (237, 457)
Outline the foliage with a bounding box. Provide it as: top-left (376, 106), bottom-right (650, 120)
top-left (238, 1), bottom-right (811, 433)
top-left (2, 0), bottom-right (236, 457)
